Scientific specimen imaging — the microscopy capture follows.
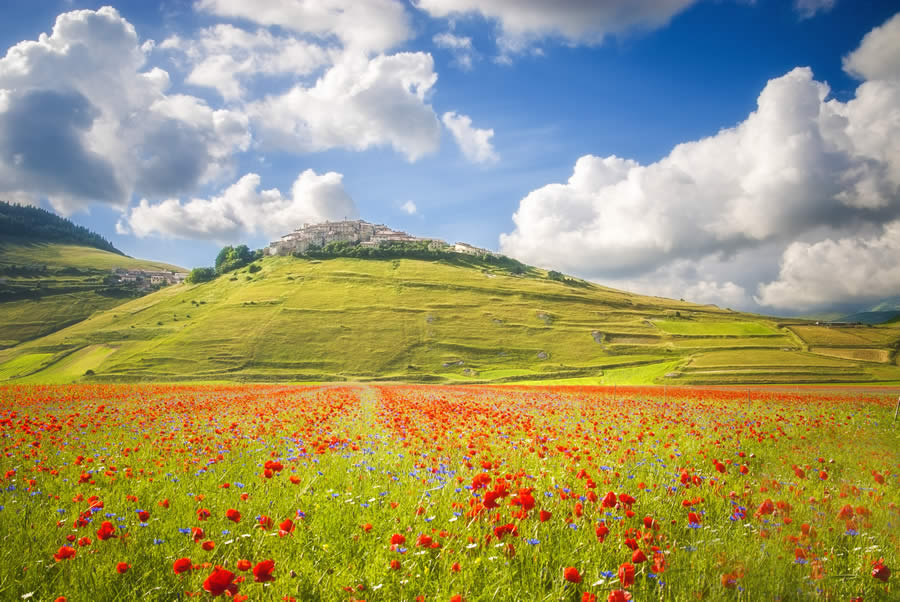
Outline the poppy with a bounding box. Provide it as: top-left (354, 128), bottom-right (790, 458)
top-left (202, 540), bottom-right (215, 551)
top-left (607, 591), bottom-right (631, 602)
top-left (253, 559), bottom-right (276, 583)
top-left (203, 566), bottom-right (238, 597)
top-left (390, 559), bottom-right (401, 570)
top-left (173, 558), bottom-right (192, 574)
top-left (236, 559), bottom-right (252, 571)
top-left (631, 549), bottom-right (647, 564)
top-left (390, 533), bottom-right (406, 545)
top-left (225, 509), bottom-right (242, 523)
top-left (582, 593), bottom-right (597, 602)
top-left (618, 562), bottom-right (635, 587)
top-left (279, 519), bottom-right (295, 534)
top-left (872, 558), bottom-right (891, 582)
top-left (258, 515), bottom-right (273, 530)
top-left (116, 562), bottom-right (130, 574)
top-left (539, 509), bottom-right (552, 522)
top-left (563, 566), bottom-right (582, 584)
top-left (53, 546), bottom-right (76, 562)
top-left (137, 510), bottom-right (150, 522)
top-left (96, 521), bottom-right (117, 541)
top-left (595, 522), bottom-right (609, 542)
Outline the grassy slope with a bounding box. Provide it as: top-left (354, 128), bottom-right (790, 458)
top-left (3, 254), bottom-right (900, 385)
top-left (0, 242), bottom-right (185, 347)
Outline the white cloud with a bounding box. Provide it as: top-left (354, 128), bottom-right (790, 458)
top-left (500, 13), bottom-right (900, 312)
top-left (442, 111), bottom-right (499, 164)
top-left (195, 0), bottom-right (412, 55)
top-left (756, 221), bottom-right (900, 310)
top-left (0, 7), bottom-right (249, 214)
top-left (121, 170), bottom-right (357, 241)
top-left (401, 200), bottom-right (418, 215)
top-left (842, 13), bottom-right (900, 82)
top-left (161, 24), bottom-right (334, 100)
top-left (793, 0), bottom-right (836, 20)
top-left (249, 52), bottom-right (442, 161)
top-left (433, 32), bottom-right (477, 70)
top-left (415, 0), bottom-right (698, 54)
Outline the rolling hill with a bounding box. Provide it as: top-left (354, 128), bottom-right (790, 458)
top-left (2, 252), bottom-right (899, 385)
top-left (0, 201), bottom-right (186, 348)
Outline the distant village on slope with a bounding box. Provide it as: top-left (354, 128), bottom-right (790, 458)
top-left (266, 219), bottom-right (492, 257)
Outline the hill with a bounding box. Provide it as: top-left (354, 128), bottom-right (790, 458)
top-left (2, 253), bottom-right (899, 385)
top-left (0, 240), bottom-right (185, 348)
top-left (0, 201), bottom-right (122, 253)
top-left (840, 296), bottom-right (900, 324)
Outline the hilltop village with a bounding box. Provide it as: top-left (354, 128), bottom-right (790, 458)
top-left (267, 220), bottom-right (491, 257)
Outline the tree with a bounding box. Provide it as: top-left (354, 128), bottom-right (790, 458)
top-left (186, 267), bottom-right (216, 283)
top-left (215, 245), bottom-right (254, 274)
top-left (547, 270), bottom-right (565, 281)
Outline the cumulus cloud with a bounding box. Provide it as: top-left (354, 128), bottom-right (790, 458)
top-left (161, 25), bottom-right (334, 100)
top-left (842, 13), bottom-right (900, 82)
top-left (120, 170), bottom-right (357, 241)
top-left (442, 111), bottom-right (499, 164)
top-left (249, 52), bottom-right (442, 161)
top-left (0, 7), bottom-right (249, 213)
top-left (401, 200), bottom-right (418, 215)
top-left (757, 221), bottom-right (900, 310)
top-left (501, 13), bottom-right (900, 312)
top-left (415, 0), bottom-right (698, 54)
top-left (195, 0), bottom-right (412, 55)
top-left (433, 32), bottom-right (477, 70)
top-left (794, 0), bottom-right (836, 20)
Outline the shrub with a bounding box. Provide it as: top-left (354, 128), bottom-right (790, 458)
top-left (186, 267), bottom-right (216, 284)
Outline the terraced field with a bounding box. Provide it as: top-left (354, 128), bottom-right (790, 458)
top-left (2, 253), bottom-right (898, 385)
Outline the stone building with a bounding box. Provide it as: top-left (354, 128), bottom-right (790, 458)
top-left (267, 220), bottom-right (444, 255)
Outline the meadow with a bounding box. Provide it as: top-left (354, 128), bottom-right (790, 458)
top-left (0, 384), bottom-right (896, 601)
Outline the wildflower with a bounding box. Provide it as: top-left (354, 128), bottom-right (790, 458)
top-left (203, 566), bottom-right (238, 597)
top-left (53, 546), bottom-right (76, 562)
top-left (618, 563), bottom-right (635, 588)
top-left (116, 562), bottom-right (130, 574)
top-left (564, 567), bottom-right (582, 584)
top-left (173, 558), bottom-right (192, 574)
top-left (872, 558), bottom-right (891, 582)
top-left (225, 509), bottom-right (241, 523)
top-left (253, 560), bottom-right (276, 583)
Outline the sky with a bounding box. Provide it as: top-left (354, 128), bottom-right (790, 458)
top-left (1, 0), bottom-right (899, 315)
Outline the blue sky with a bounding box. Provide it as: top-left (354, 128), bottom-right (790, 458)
top-left (1, 1), bottom-right (899, 313)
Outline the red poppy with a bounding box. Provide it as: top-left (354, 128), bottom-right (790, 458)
top-left (607, 591), bottom-right (631, 602)
top-left (116, 562), bottom-right (130, 574)
top-left (96, 521), bottom-right (117, 541)
top-left (236, 559), bottom-right (252, 571)
top-left (173, 557), bottom-right (192, 574)
top-left (203, 566), bottom-right (238, 597)
top-left (54, 546), bottom-right (76, 562)
top-left (197, 508), bottom-right (211, 521)
top-left (595, 522), bottom-right (609, 542)
top-left (225, 509), bottom-right (241, 523)
top-left (601, 492), bottom-right (617, 508)
top-left (872, 558), bottom-right (891, 582)
top-left (451, 562), bottom-right (460, 572)
top-left (631, 549), bottom-right (647, 564)
top-left (390, 559), bottom-right (401, 570)
top-left (202, 540), bottom-right (215, 551)
top-left (390, 533), bottom-right (406, 545)
top-left (618, 562), bottom-right (635, 587)
top-left (192, 527), bottom-right (204, 542)
top-left (582, 593), bottom-right (597, 602)
top-left (539, 509), bottom-right (552, 522)
top-left (563, 566), bottom-right (582, 584)
top-left (279, 519), bottom-right (295, 533)
top-left (253, 559), bottom-right (276, 583)
top-left (258, 515), bottom-right (273, 530)
top-left (137, 510), bottom-right (150, 522)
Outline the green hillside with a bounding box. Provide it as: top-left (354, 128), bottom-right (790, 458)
top-left (0, 241), bottom-right (185, 348)
top-left (2, 253), bottom-right (899, 385)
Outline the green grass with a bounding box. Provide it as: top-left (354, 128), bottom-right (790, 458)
top-left (2, 254), bottom-right (899, 385)
top-left (653, 319), bottom-right (779, 336)
top-left (0, 241), bottom-right (183, 271)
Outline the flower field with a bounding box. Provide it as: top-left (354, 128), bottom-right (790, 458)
top-left (0, 384), bottom-right (897, 601)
